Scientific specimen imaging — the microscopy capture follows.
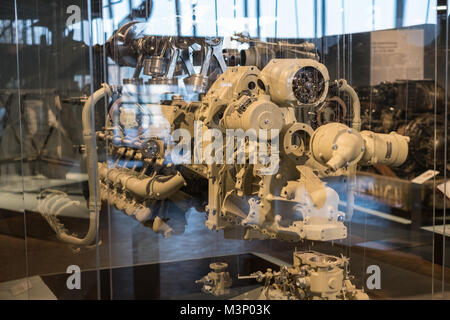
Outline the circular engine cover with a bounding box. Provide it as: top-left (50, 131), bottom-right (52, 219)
top-left (222, 98), bottom-right (284, 132)
top-left (259, 58), bottom-right (329, 107)
top-left (292, 66), bottom-right (326, 104)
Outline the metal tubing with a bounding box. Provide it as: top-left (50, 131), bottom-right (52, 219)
top-left (98, 163), bottom-right (186, 200)
top-left (337, 79), bottom-right (361, 131)
top-left (55, 83), bottom-right (113, 246)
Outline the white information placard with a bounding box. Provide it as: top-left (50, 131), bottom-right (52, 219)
top-left (437, 180), bottom-right (450, 199)
top-left (411, 170), bottom-right (439, 184)
top-left (370, 29), bottom-right (424, 86)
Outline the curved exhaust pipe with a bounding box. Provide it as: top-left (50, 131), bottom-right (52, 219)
top-left (98, 163), bottom-right (186, 200)
top-left (55, 83), bottom-right (112, 246)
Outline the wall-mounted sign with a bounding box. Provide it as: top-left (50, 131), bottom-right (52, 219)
top-left (370, 29), bottom-right (424, 86)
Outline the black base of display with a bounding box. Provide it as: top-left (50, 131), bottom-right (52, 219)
top-left (41, 253), bottom-right (279, 300)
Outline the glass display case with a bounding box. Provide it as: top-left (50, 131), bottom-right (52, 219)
top-left (0, 0), bottom-right (449, 300)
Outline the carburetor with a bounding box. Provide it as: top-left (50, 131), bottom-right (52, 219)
top-left (196, 262), bottom-right (233, 296)
top-left (238, 251), bottom-right (369, 300)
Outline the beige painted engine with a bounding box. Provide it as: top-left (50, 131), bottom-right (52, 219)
top-left (66, 55), bottom-right (410, 244)
top-left (38, 36), bottom-right (409, 299)
top-left (94, 58), bottom-right (406, 243)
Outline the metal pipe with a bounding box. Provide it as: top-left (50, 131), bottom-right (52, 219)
top-left (98, 163), bottom-right (185, 200)
top-left (54, 83), bottom-right (113, 246)
top-left (37, 190), bottom-right (93, 245)
top-left (337, 79), bottom-right (361, 131)
top-left (336, 80), bottom-right (361, 225)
